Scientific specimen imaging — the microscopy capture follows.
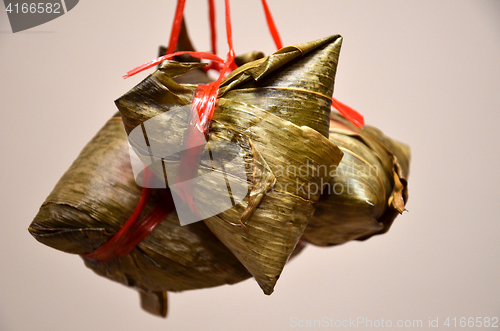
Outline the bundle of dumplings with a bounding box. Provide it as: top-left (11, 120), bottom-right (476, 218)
top-left (29, 26), bottom-right (410, 317)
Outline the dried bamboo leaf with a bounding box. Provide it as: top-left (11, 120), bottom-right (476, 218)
top-left (234, 50), bottom-right (265, 67)
top-left (219, 35), bottom-right (342, 137)
top-left (204, 99), bottom-right (342, 294)
top-left (303, 113), bottom-right (410, 246)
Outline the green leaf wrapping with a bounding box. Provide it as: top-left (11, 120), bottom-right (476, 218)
top-left (303, 113), bottom-right (410, 246)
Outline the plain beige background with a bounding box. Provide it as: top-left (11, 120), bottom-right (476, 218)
top-left (1, 1), bottom-right (499, 330)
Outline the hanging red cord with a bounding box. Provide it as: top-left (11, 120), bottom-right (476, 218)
top-left (331, 97), bottom-right (365, 128)
top-left (167, 0), bottom-right (187, 55)
top-left (194, 0), bottom-right (235, 132)
top-left (260, 0), bottom-right (365, 128)
top-left (261, 0), bottom-right (282, 50)
top-left (208, 0), bottom-right (217, 55)
top-left (202, 0), bottom-right (219, 72)
top-left (204, 0), bottom-right (222, 72)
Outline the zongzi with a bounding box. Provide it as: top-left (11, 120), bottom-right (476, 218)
top-left (115, 35), bottom-right (344, 294)
top-left (303, 113), bottom-right (410, 246)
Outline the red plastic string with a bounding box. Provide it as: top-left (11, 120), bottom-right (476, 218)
top-left (123, 0), bottom-right (236, 218)
top-left (124, 51), bottom-right (225, 79)
top-left (260, 1), bottom-right (366, 128)
top-left (331, 97), bottom-right (365, 128)
top-left (261, 0), bottom-right (283, 50)
top-left (82, 196), bottom-right (174, 262)
top-left (167, 0), bottom-right (187, 55)
top-left (176, 0), bottom-right (235, 214)
top-left (82, 168), bottom-right (174, 262)
top-left (208, 0), bottom-right (217, 56)
top-left (194, 0), bottom-right (235, 133)
top-left (203, 0), bottom-right (223, 73)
